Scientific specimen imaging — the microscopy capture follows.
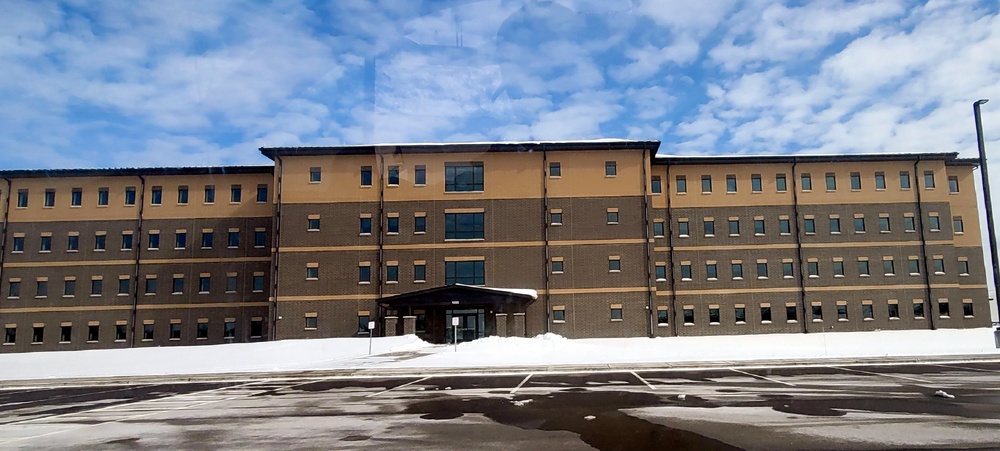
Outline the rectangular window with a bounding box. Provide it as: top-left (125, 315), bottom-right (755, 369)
top-left (863, 303), bottom-right (874, 320)
top-left (706, 263), bottom-right (718, 279)
top-left (414, 215), bottom-right (427, 233)
top-left (549, 162), bottom-right (561, 177)
top-left (909, 258), bottom-right (920, 275)
top-left (388, 166), bottom-right (400, 185)
top-left (307, 217), bottom-right (320, 231)
top-left (414, 263), bottom-right (426, 282)
top-left (306, 266), bottom-right (319, 280)
top-left (125, 187), bottom-right (136, 205)
top-left (726, 174), bottom-right (737, 193)
top-left (884, 259), bottom-right (895, 276)
top-left (445, 213), bottom-right (484, 240)
top-left (550, 211), bottom-right (563, 225)
top-left (40, 235), bottom-right (52, 252)
top-left (858, 259), bottom-right (870, 276)
top-left (197, 322), bottom-right (209, 338)
top-left (256, 185), bottom-right (268, 203)
top-left (729, 219), bottom-right (739, 236)
top-left (252, 274), bottom-right (265, 291)
top-left (754, 219), bottom-right (765, 235)
top-left (757, 262), bottom-right (768, 278)
top-left (837, 304), bottom-right (848, 320)
top-left (358, 315), bottom-right (371, 334)
top-left (60, 325), bottom-right (72, 343)
top-left (201, 231), bottom-right (213, 249)
top-left (16, 189), bottom-right (28, 208)
top-left (383, 264), bottom-right (398, 283)
top-left (5, 326), bottom-right (17, 344)
top-left (387, 216), bottom-right (399, 234)
top-left (98, 188), bottom-right (109, 206)
top-left (923, 171), bottom-right (935, 189)
top-left (71, 188), bottom-right (82, 206)
top-left (651, 176), bottom-right (662, 194)
top-left (801, 173), bottom-right (812, 191)
top-left (657, 308), bottom-right (668, 325)
top-left (683, 307), bottom-right (694, 324)
top-left (228, 231), bottom-right (239, 248)
top-left (854, 216), bottom-right (866, 233)
top-left (904, 216), bottom-right (916, 232)
top-left (44, 189), bottom-right (55, 207)
top-left (305, 315), bottom-right (318, 330)
top-left (230, 185), bottom-right (242, 203)
top-left (929, 215), bottom-right (941, 231)
top-left (63, 279), bottom-right (75, 297)
top-left (900, 171), bottom-right (911, 189)
top-left (360, 217), bottom-right (372, 234)
top-left (67, 234), bottom-right (79, 251)
top-left (676, 175), bottom-right (687, 193)
top-left (735, 306), bottom-right (746, 323)
top-left (605, 161), bottom-right (617, 177)
top-left (610, 306), bottom-right (623, 321)
top-left (91, 279), bottom-right (102, 296)
top-left (825, 173), bottom-right (837, 191)
top-left (913, 301), bottom-right (925, 318)
top-left (833, 260), bottom-right (845, 277)
top-left (148, 232), bottom-right (159, 250)
top-left (9, 280), bottom-right (21, 298)
top-left (804, 218), bottom-right (815, 234)
top-left (678, 220), bottom-right (689, 237)
top-left (607, 210), bottom-right (619, 224)
top-left (779, 218), bottom-right (790, 234)
top-left (953, 217), bottom-right (964, 234)
top-left (552, 260), bottom-right (564, 274)
top-left (358, 264), bottom-right (371, 283)
top-left (445, 163), bottom-right (484, 191)
top-left (958, 259), bottom-right (970, 276)
top-left (254, 230), bottom-right (266, 247)
top-left (120, 233), bottom-right (133, 251)
top-left (445, 260), bottom-right (485, 285)
top-left (751, 174), bottom-right (762, 192)
top-left (551, 308), bottom-right (565, 322)
top-left (680, 263), bottom-right (692, 280)
top-left (172, 276), bottom-right (184, 294)
top-left (702, 175), bottom-right (712, 193)
top-left (850, 172), bottom-right (861, 190)
top-left (118, 277), bottom-right (130, 295)
top-left (224, 320), bottom-right (236, 339)
top-left (933, 257), bottom-right (945, 274)
top-left (786, 305), bottom-right (797, 322)
top-left (829, 217), bottom-right (841, 234)
top-left (776, 173), bottom-right (787, 192)
top-left (204, 185), bottom-right (216, 203)
top-left (361, 166), bottom-right (373, 186)
top-left (875, 172), bottom-right (886, 190)
top-left (33, 325), bottom-right (44, 343)
top-left (709, 307), bottom-right (720, 324)
top-left (608, 257), bottom-right (621, 272)
top-left (150, 186), bottom-right (162, 205)
top-left (226, 275), bottom-right (238, 293)
top-left (653, 221), bottom-right (665, 237)
top-left (116, 323), bottom-right (127, 341)
top-left (761, 305), bottom-right (772, 322)
top-left (145, 277), bottom-right (156, 295)
top-left (170, 323), bottom-right (181, 340)
top-left (731, 263), bottom-right (743, 279)
top-left (309, 167), bottom-right (322, 182)
top-left (782, 261), bottom-right (794, 277)
top-left (963, 300), bottom-right (974, 317)
top-left (143, 323), bottom-right (154, 341)
top-left (808, 261), bottom-right (819, 278)
top-left (415, 165), bottom-right (427, 185)
top-left (948, 176), bottom-right (959, 193)
top-left (178, 186), bottom-right (189, 204)
top-left (175, 232), bottom-right (187, 249)
top-left (655, 264), bottom-right (667, 280)
top-left (812, 304), bottom-right (823, 321)
top-left (704, 219), bottom-right (715, 236)
top-left (199, 276), bottom-right (211, 293)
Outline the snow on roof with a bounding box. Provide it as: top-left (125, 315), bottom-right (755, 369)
top-left (454, 284), bottom-right (538, 299)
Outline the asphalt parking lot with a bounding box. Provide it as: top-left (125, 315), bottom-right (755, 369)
top-left (2, 361), bottom-right (1000, 450)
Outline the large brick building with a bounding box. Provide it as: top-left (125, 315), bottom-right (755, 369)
top-left (0, 140), bottom-right (991, 352)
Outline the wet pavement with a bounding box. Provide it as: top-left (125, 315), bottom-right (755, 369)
top-left (2, 362), bottom-right (1000, 450)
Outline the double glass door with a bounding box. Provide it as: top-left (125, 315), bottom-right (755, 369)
top-left (445, 309), bottom-right (485, 344)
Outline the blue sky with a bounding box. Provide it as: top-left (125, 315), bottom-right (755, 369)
top-left (2, 0), bottom-right (998, 170)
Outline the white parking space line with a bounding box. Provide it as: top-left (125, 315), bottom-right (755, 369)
top-left (510, 374), bottom-right (533, 394)
top-left (630, 371), bottom-right (657, 390)
top-left (933, 364), bottom-right (1000, 374)
top-left (729, 369), bottom-right (796, 387)
top-left (828, 366), bottom-right (932, 383)
top-left (365, 376), bottom-right (431, 398)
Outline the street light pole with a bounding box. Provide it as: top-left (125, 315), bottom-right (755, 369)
top-left (973, 99), bottom-right (1000, 324)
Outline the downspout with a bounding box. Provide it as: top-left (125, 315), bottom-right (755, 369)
top-left (664, 162), bottom-right (679, 337)
top-left (269, 156), bottom-right (284, 341)
top-left (640, 144), bottom-right (654, 338)
top-left (129, 175), bottom-right (147, 348)
top-left (913, 157), bottom-right (937, 330)
top-left (376, 152), bottom-right (386, 336)
top-left (0, 178), bottom-right (11, 315)
top-left (542, 145), bottom-right (551, 333)
top-left (791, 160), bottom-right (808, 333)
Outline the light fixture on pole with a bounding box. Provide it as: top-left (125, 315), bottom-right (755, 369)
top-left (973, 99), bottom-right (1000, 325)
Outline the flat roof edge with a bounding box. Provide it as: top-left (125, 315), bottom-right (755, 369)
top-left (260, 140), bottom-right (661, 159)
top-left (653, 152), bottom-right (961, 165)
top-left (0, 165), bottom-right (275, 179)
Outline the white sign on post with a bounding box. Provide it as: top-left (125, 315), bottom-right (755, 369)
top-left (367, 321), bottom-right (376, 355)
top-left (452, 316), bottom-right (460, 351)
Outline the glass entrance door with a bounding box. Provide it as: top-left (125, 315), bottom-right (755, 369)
top-left (445, 309), bottom-right (485, 344)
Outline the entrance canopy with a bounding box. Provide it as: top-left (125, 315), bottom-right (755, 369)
top-left (379, 284), bottom-right (537, 311)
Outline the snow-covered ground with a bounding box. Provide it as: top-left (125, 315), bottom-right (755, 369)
top-left (1, 328), bottom-right (998, 382)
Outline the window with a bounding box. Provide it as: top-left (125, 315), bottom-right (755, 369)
top-left (709, 307), bottom-right (720, 324)
top-left (252, 274), bottom-right (265, 291)
top-left (904, 216), bottom-right (916, 232)
top-left (883, 258), bottom-right (895, 276)
top-left (359, 217), bottom-right (372, 234)
top-left (676, 175), bottom-right (687, 193)
top-left (786, 305), bottom-right (797, 322)
top-left (726, 174), bottom-right (737, 193)
top-left (305, 315), bottom-right (318, 330)
top-left (147, 232), bottom-right (159, 250)
top-left (808, 261), bottom-right (819, 278)
top-left (36, 280), bottom-right (47, 297)
top-left (125, 187), bottom-right (136, 205)
top-left (610, 306), bottom-right (623, 321)
top-left (801, 173), bottom-right (812, 191)
top-left (175, 232), bottom-right (187, 249)
top-left (67, 234), bottom-right (79, 251)
top-left (963, 300), bottom-right (974, 317)
top-left (858, 259), bottom-right (870, 276)
top-left (414, 263), bottom-right (426, 282)
top-left (385, 217), bottom-right (399, 234)
top-left (150, 186), bottom-right (162, 205)
top-left (230, 185), bottom-right (242, 203)
top-left (850, 172), bottom-right (861, 190)
top-left (754, 219), bottom-right (765, 235)
top-left (143, 323), bottom-right (154, 341)
top-left (361, 166), bottom-right (373, 186)
top-left (680, 263), bottom-right (692, 280)
top-left (445, 260), bottom-right (485, 285)
top-left (704, 219), bottom-right (715, 236)
top-left (863, 303), bottom-right (874, 320)
top-left (608, 257), bottom-right (621, 272)
top-left (358, 315), bottom-right (371, 334)
top-left (199, 276), bottom-right (211, 293)
top-left (256, 185), bottom-right (268, 203)
top-left (120, 233), bottom-right (133, 250)
top-left (606, 210), bottom-right (619, 224)
top-left (91, 279), bottom-right (102, 296)
top-left (552, 260), bottom-right (564, 274)
top-left (388, 166), bottom-right (400, 185)
top-left (875, 172), bottom-right (886, 190)
top-left (44, 189), bottom-right (55, 207)
top-left (729, 219), bottom-right (739, 236)
top-left (751, 174), bottom-right (762, 192)
top-left (702, 175), bottom-right (712, 193)
top-left (552, 308), bottom-right (566, 322)
top-left (779, 218), bottom-right (791, 234)
top-left (71, 188), bottom-right (82, 206)
top-left (414, 215), bottom-right (427, 234)
top-left (178, 186), bottom-right (189, 204)
top-left (32, 325), bottom-right (44, 343)
top-left (782, 261), bottom-right (794, 278)
top-left (829, 217), bottom-right (840, 234)
top-left (415, 165), bottom-right (426, 185)
top-left (757, 262), bottom-right (768, 278)
top-left (228, 231), bottom-right (240, 248)
top-left (651, 176), bottom-right (662, 194)
top-left (118, 277), bottom-right (129, 295)
top-left (731, 262), bottom-right (743, 279)
top-left (309, 167), bottom-right (322, 182)
top-left (735, 306), bottom-right (746, 323)
top-left (204, 185), bottom-right (216, 203)
top-left (776, 173), bottom-right (787, 192)
top-left (4, 326), bottom-right (14, 345)
top-left (706, 263), bottom-right (718, 279)
top-left (933, 257), bottom-right (945, 274)
top-left (144, 277), bottom-right (157, 294)
top-left (678, 220), bottom-right (689, 237)
top-left (63, 279), bottom-right (76, 297)
top-left (655, 264), bottom-right (666, 281)
top-left (948, 176), bottom-right (959, 193)
top-left (550, 211), bottom-right (563, 225)
top-left (909, 258), bottom-right (920, 275)
top-left (683, 307), bottom-right (694, 324)
top-left (811, 304), bottom-right (823, 321)
top-left (879, 217), bottom-right (890, 233)
top-left (170, 323), bottom-right (181, 340)
top-left (760, 305), bottom-right (772, 322)
top-left (854, 216), bottom-right (865, 233)
top-left (923, 171), bottom-right (935, 189)
top-left (98, 188), bottom-right (109, 206)
top-left (899, 171), bottom-right (911, 189)
top-left (384, 263), bottom-right (397, 282)
top-left (958, 259), bottom-right (970, 276)
top-left (306, 265), bottom-right (319, 280)
top-left (657, 308), bottom-right (668, 325)
top-left (953, 217), bottom-right (964, 234)
top-left (197, 322), bottom-right (209, 338)
top-left (653, 221), bottom-right (665, 238)
top-left (913, 301), bottom-right (925, 318)
top-left (8, 280), bottom-right (20, 298)
top-left (254, 230), bottom-right (266, 247)
top-left (201, 231), bottom-right (213, 249)
top-left (445, 213), bottom-right (485, 239)
top-left (358, 264), bottom-right (371, 283)
top-left (172, 276), bottom-right (184, 294)
top-left (605, 161), bottom-right (617, 177)
top-left (223, 274), bottom-right (237, 293)
top-left (60, 325), bottom-right (72, 343)
top-left (837, 304), bottom-right (848, 320)
top-left (17, 189), bottom-right (28, 208)
top-left (224, 320), bottom-right (236, 339)
top-left (825, 173), bottom-right (837, 191)
top-left (929, 215), bottom-right (941, 231)
top-left (833, 260), bottom-right (845, 277)
top-left (445, 163), bottom-right (484, 191)
top-left (804, 218), bottom-right (815, 234)
top-left (40, 235), bottom-right (52, 252)
top-left (250, 319), bottom-right (263, 338)
top-left (116, 324), bottom-right (127, 341)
